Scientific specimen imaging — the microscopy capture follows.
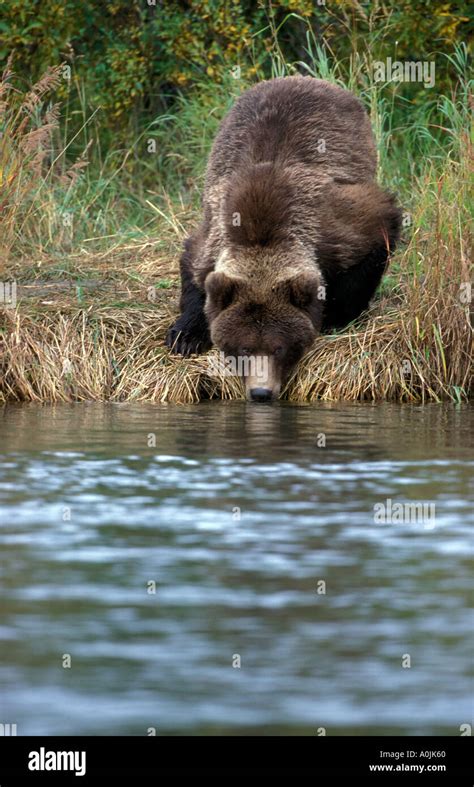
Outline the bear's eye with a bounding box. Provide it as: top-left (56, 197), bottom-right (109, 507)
top-left (273, 346), bottom-right (284, 357)
top-left (240, 347), bottom-right (252, 356)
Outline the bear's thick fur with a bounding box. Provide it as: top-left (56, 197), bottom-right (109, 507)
top-left (166, 76), bottom-right (401, 400)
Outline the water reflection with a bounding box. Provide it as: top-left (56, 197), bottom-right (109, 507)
top-left (0, 402), bottom-right (472, 735)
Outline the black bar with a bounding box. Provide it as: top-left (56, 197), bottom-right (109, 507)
top-left (0, 736), bottom-right (471, 783)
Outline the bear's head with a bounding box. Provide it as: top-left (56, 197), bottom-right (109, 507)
top-left (204, 253), bottom-right (323, 401)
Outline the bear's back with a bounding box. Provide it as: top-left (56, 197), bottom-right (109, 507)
top-left (205, 76), bottom-right (377, 189)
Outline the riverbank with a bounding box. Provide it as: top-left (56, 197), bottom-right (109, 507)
top-left (1, 152), bottom-right (471, 403)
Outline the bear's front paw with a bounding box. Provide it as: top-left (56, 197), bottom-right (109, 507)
top-left (165, 319), bottom-right (212, 356)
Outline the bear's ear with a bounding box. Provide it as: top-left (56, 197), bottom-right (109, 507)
top-left (205, 272), bottom-right (239, 318)
top-left (284, 274), bottom-right (323, 329)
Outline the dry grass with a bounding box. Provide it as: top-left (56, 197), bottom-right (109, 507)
top-left (1, 295), bottom-right (469, 405)
top-left (0, 308), bottom-right (244, 404)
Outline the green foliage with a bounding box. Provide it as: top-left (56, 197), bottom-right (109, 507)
top-left (0, 0), bottom-right (470, 138)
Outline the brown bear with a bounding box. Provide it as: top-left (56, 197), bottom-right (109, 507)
top-left (166, 76), bottom-right (401, 401)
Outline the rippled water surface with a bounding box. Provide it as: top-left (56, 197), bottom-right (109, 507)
top-left (0, 402), bottom-right (472, 735)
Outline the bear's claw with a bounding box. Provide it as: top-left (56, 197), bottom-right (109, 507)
top-left (165, 322), bottom-right (212, 356)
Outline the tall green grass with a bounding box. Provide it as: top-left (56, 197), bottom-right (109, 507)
top-left (0, 18), bottom-right (470, 263)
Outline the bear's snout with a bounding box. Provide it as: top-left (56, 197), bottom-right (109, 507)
top-left (243, 354), bottom-right (282, 402)
top-left (249, 387), bottom-right (274, 403)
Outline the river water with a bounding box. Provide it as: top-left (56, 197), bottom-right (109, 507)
top-left (0, 402), bottom-right (472, 735)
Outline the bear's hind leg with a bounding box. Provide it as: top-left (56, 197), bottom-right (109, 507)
top-left (322, 243), bottom-right (391, 330)
top-left (165, 238), bottom-right (212, 356)
top-left (320, 184), bottom-right (401, 330)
